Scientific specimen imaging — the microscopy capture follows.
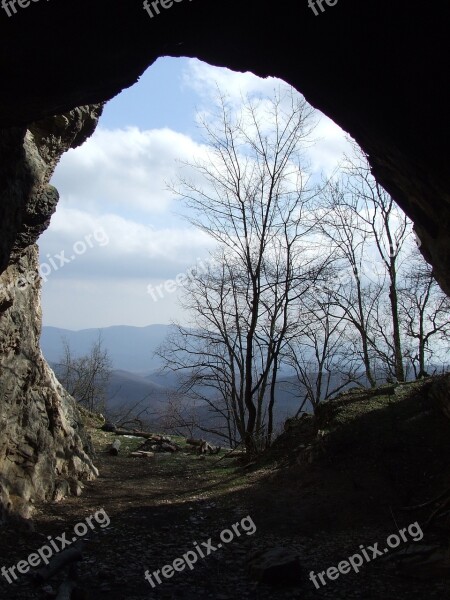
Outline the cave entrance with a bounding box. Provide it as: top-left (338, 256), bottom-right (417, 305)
top-left (36, 56), bottom-right (352, 442)
top-left (35, 53), bottom-right (450, 454)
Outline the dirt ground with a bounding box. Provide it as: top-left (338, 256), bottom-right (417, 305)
top-left (1, 380), bottom-right (450, 599)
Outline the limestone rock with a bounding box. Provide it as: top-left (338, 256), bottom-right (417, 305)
top-left (0, 106), bottom-right (103, 519)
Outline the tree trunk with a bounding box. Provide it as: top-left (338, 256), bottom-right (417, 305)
top-left (389, 266), bottom-right (405, 382)
top-left (356, 275), bottom-right (376, 388)
top-left (266, 359), bottom-right (278, 447)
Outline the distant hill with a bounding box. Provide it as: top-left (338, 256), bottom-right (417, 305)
top-left (107, 369), bottom-right (169, 414)
top-left (41, 324), bottom-right (174, 373)
top-left (41, 323), bottom-right (353, 442)
top-left (42, 324), bottom-right (446, 447)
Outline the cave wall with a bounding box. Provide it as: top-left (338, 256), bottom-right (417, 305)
top-left (0, 0), bottom-right (449, 515)
top-left (0, 108), bottom-right (101, 519)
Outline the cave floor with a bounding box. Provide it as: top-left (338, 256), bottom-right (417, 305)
top-left (1, 423), bottom-right (450, 600)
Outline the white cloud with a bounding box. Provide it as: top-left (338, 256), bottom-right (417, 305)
top-left (308, 116), bottom-right (354, 177)
top-left (182, 59), bottom-right (283, 105)
top-left (183, 59), bottom-right (354, 178)
top-left (51, 126), bottom-right (208, 215)
top-left (39, 206), bottom-right (215, 281)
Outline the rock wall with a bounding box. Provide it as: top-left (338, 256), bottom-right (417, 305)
top-left (0, 107), bottom-right (102, 520)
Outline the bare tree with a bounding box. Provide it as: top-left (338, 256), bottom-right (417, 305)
top-left (343, 148), bottom-right (411, 382)
top-left (286, 287), bottom-right (360, 413)
top-left (160, 384), bottom-right (241, 448)
top-left (315, 179), bottom-right (381, 387)
top-left (399, 250), bottom-right (450, 377)
top-left (157, 256), bottom-right (248, 447)
top-left (160, 87), bottom-right (322, 453)
top-left (57, 333), bottom-right (112, 413)
top-left (316, 141), bottom-right (414, 386)
top-left (106, 392), bottom-right (158, 430)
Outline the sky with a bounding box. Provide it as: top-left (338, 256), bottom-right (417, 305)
top-left (39, 57), bottom-right (353, 330)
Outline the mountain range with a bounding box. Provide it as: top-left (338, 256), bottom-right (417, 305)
top-left (41, 324), bottom-right (311, 439)
top-left (41, 324), bottom-right (172, 373)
